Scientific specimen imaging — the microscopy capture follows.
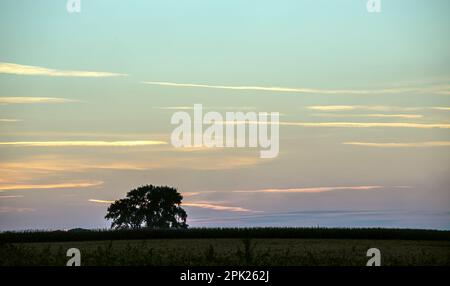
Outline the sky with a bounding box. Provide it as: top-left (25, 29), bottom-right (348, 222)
top-left (0, 0), bottom-right (449, 230)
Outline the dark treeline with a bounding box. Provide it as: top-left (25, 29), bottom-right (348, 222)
top-left (1, 227), bottom-right (450, 243)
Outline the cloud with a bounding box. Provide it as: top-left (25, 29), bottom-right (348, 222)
top-left (0, 62), bottom-right (126, 77)
top-left (88, 198), bottom-right (255, 212)
top-left (233, 185), bottom-right (383, 194)
top-left (182, 201), bottom-right (256, 212)
top-left (0, 195), bottom-right (24, 199)
top-left (307, 105), bottom-right (421, 112)
top-left (221, 120), bottom-right (450, 129)
top-left (0, 140), bottom-right (168, 147)
top-left (431, 107), bottom-right (450, 111)
top-left (0, 152), bottom-right (265, 182)
top-left (172, 146), bottom-right (218, 152)
top-left (143, 81), bottom-right (448, 95)
top-left (309, 105), bottom-right (450, 113)
top-left (181, 192), bottom-right (200, 197)
top-left (280, 122), bottom-right (450, 129)
top-left (0, 181), bottom-right (103, 191)
top-left (89, 199), bottom-right (114, 204)
top-left (187, 156), bottom-right (264, 170)
top-left (308, 105), bottom-right (361, 111)
top-left (89, 194), bottom-right (201, 205)
top-left (343, 141), bottom-right (450, 148)
top-left (154, 106), bottom-right (256, 111)
top-left (0, 159), bottom-right (151, 175)
top-left (0, 119), bottom-right (22, 122)
top-left (0, 131), bottom-right (166, 138)
top-left (0, 207), bottom-right (35, 213)
top-left (155, 106), bottom-right (195, 110)
top-left (0, 97), bottom-right (78, 104)
top-left (197, 185), bottom-right (411, 195)
top-left (311, 113), bottom-right (423, 119)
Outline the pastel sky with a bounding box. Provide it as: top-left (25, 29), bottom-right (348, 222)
top-left (1, 0), bottom-right (449, 230)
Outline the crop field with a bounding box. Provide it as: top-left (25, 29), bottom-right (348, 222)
top-left (1, 228), bottom-right (450, 266)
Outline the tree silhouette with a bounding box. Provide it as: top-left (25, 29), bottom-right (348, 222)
top-left (105, 185), bottom-right (188, 229)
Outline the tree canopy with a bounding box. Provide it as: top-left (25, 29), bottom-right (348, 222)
top-left (105, 185), bottom-right (188, 229)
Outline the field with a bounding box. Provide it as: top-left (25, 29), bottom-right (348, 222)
top-left (1, 228), bottom-right (450, 266)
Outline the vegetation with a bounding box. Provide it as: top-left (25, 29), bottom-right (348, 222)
top-left (1, 238), bottom-right (449, 266)
top-left (1, 227), bottom-right (449, 243)
top-left (105, 185), bottom-right (188, 229)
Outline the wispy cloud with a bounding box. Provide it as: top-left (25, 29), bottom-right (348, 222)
top-left (143, 81), bottom-right (449, 95)
top-left (0, 152), bottom-right (264, 181)
top-left (154, 106), bottom-right (256, 111)
top-left (182, 192), bottom-right (200, 197)
top-left (0, 181), bottom-right (103, 191)
top-left (89, 194), bottom-right (200, 205)
top-left (431, 107), bottom-right (450, 111)
top-left (155, 106), bottom-right (195, 110)
top-left (89, 199), bottom-right (114, 204)
top-left (0, 160), bottom-right (150, 173)
top-left (308, 105), bottom-right (361, 111)
top-left (196, 185), bottom-right (411, 195)
top-left (343, 141), bottom-right (450, 148)
top-left (0, 118), bottom-right (22, 122)
top-left (311, 113), bottom-right (423, 119)
top-left (0, 97), bottom-right (77, 104)
top-left (0, 131), bottom-right (167, 138)
top-left (308, 105), bottom-right (450, 113)
top-left (0, 195), bottom-right (24, 199)
top-left (187, 156), bottom-right (264, 170)
top-left (182, 202), bottom-right (256, 212)
top-left (0, 140), bottom-right (167, 147)
top-left (0, 207), bottom-right (35, 213)
top-left (233, 185), bottom-right (383, 194)
top-left (88, 198), bottom-right (255, 212)
top-left (222, 120), bottom-right (450, 129)
top-left (279, 122), bottom-right (450, 129)
top-left (307, 105), bottom-right (421, 112)
top-left (0, 62), bottom-right (126, 77)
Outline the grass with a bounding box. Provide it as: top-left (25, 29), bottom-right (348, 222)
top-left (1, 228), bottom-right (450, 266)
top-left (1, 238), bottom-right (449, 266)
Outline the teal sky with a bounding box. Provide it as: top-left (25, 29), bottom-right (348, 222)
top-left (0, 0), bottom-right (449, 230)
